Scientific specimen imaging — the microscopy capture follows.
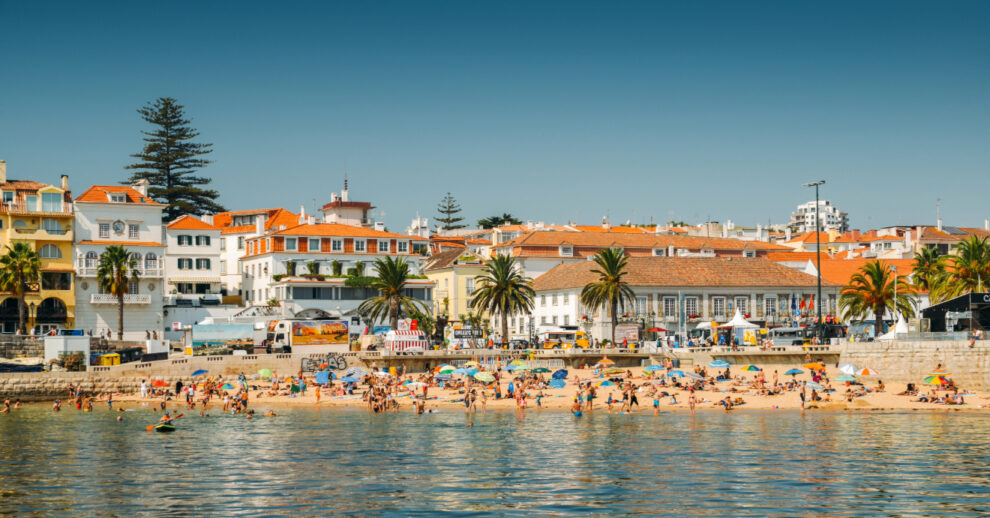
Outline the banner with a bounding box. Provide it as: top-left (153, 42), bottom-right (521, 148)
top-left (292, 320), bottom-right (349, 346)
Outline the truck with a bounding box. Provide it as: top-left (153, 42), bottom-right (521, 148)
top-left (262, 319), bottom-right (350, 354)
top-left (538, 329), bottom-right (591, 349)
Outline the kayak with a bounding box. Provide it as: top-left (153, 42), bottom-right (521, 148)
top-left (154, 424), bottom-right (176, 433)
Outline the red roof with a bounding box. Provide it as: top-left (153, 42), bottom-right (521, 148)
top-left (266, 223), bottom-right (426, 240)
top-left (166, 215), bottom-right (219, 231)
top-left (75, 185), bottom-right (163, 205)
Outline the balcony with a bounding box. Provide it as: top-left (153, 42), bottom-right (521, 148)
top-left (90, 294), bottom-right (152, 304)
top-left (12, 226), bottom-right (73, 240)
top-left (1, 201), bottom-right (72, 214)
top-left (76, 265), bottom-right (165, 278)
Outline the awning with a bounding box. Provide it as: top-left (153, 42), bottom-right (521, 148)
top-left (719, 310), bottom-right (759, 329)
top-left (387, 330), bottom-right (428, 351)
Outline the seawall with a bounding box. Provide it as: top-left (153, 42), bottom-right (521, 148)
top-left (839, 340), bottom-right (989, 390)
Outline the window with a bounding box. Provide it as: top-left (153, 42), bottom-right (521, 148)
top-left (378, 240), bottom-right (390, 253)
top-left (397, 241), bottom-right (408, 253)
top-left (177, 235), bottom-right (192, 246)
top-left (41, 272), bottom-right (72, 290)
top-left (2, 192), bottom-right (12, 203)
top-left (128, 280), bottom-right (139, 294)
top-left (465, 278), bottom-right (475, 294)
top-left (237, 237), bottom-right (245, 250)
top-left (13, 219), bottom-right (26, 228)
top-left (653, 248), bottom-right (666, 257)
top-left (663, 297), bottom-right (676, 317)
top-left (109, 193), bottom-right (127, 203)
top-left (562, 293), bottom-right (569, 304)
top-left (552, 316), bottom-right (558, 325)
top-left (84, 251), bottom-right (98, 268)
top-left (195, 235), bottom-right (211, 246)
top-left (196, 258), bottom-right (211, 270)
top-left (712, 297), bottom-right (726, 318)
top-left (128, 224), bottom-right (139, 239)
top-left (331, 239), bottom-right (343, 252)
top-left (145, 253), bottom-right (157, 270)
top-left (220, 260), bottom-right (227, 274)
top-left (41, 218), bottom-right (62, 234)
top-left (560, 246), bottom-right (573, 257)
top-left (39, 244), bottom-right (62, 259)
top-left (354, 240), bottom-right (366, 253)
top-left (636, 296), bottom-right (648, 316)
top-left (286, 238), bottom-right (297, 251)
top-left (178, 258), bottom-right (193, 270)
top-left (765, 297), bottom-right (777, 317)
top-left (99, 223), bottom-right (110, 238)
top-left (540, 295), bottom-right (546, 306)
top-left (309, 238), bottom-right (320, 252)
top-left (685, 297), bottom-right (699, 316)
top-left (563, 315), bottom-right (570, 326)
top-left (743, 250), bottom-right (756, 258)
top-left (220, 238), bottom-right (226, 251)
top-left (552, 294), bottom-right (558, 306)
top-left (541, 316), bottom-right (548, 325)
top-left (735, 297), bottom-right (749, 315)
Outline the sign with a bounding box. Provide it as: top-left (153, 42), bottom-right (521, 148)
top-left (190, 324), bottom-right (255, 355)
top-left (453, 328), bottom-right (484, 339)
top-left (291, 320), bottom-right (349, 346)
top-left (614, 324), bottom-right (640, 342)
top-left (172, 322), bottom-right (182, 331)
top-left (373, 325), bottom-right (391, 335)
top-left (397, 319), bottom-right (411, 331)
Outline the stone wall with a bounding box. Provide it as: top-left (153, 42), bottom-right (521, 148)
top-left (0, 372), bottom-right (143, 401)
top-left (0, 338), bottom-right (44, 359)
top-left (839, 340), bottom-right (990, 390)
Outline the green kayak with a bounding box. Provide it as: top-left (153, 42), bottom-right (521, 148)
top-left (154, 424), bottom-right (176, 433)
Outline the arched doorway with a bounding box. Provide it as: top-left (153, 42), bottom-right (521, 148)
top-left (0, 298), bottom-right (23, 333)
top-left (36, 298), bottom-right (68, 333)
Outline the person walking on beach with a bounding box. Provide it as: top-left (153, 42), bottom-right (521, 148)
top-left (800, 381), bottom-right (807, 409)
top-left (315, 385), bottom-right (321, 405)
top-left (689, 393), bottom-right (697, 414)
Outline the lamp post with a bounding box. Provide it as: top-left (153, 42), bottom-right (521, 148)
top-left (804, 180), bottom-right (825, 344)
top-left (29, 302), bottom-right (36, 335)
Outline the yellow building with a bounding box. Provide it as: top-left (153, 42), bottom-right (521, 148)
top-left (423, 249), bottom-right (488, 324)
top-left (0, 161), bottom-right (75, 333)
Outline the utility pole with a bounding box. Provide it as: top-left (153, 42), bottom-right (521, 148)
top-left (804, 181), bottom-right (825, 344)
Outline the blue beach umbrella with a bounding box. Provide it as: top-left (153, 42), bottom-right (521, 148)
top-left (340, 376), bottom-right (360, 383)
top-left (683, 372), bottom-right (703, 380)
top-left (666, 370), bottom-right (686, 378)
top-left (220, 383), bottom-right (235, 390)
top-left (644, 365), bottom-right (664, 372)
top-left (784, 369), bottom-right (803, 376)
top-left (467, 368), bottom-right (479, 376)
top-left (709, 360), bottom-right (730, 368)
top-left (435, 374), bottom-right (452, 380)
top-left (552, 369), bottom-right (568, 379)
top-left (806, 382), bottom-right (825, 391)
top-left (191, 369), bottom-right (208, 377)
top-left (453, 368), bottom-right (470, 375)
top-left (549, 379), bottom-right (566, 389)
top-left (505, 365), bottom-right (518, 371)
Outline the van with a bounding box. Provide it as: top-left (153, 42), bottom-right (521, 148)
top-left (538, 330), bottom-right (590, 349)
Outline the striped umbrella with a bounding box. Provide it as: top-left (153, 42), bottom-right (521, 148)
top-left (857, 367), bottom-right (880, 377)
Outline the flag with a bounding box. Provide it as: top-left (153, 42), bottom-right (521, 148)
top-left (809, 294), bottom-right (815, 310)
top-left (799, 297), bottom-right (806, 310)
top-left (791, 293), bottom-right (797, 312)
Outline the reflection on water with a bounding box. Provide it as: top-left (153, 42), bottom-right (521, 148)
top-left (1, 407), bottom-right (989, 516)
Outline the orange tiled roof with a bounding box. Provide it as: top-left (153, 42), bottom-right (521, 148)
top-left (817, 258), bottom-right (916, 287)
top-left (266, 223), bottom-right (427, 240)
top-left (785, 232), bottom-right (831, 244)
top-left (75, 185), bottom-right (163, 205)
top-left (765, 251), bottom-right (819, 262)
top-left (166, 215), bottom-right (219, 230)
top-left (917, 227), bottom-right (958, 242)
top-left (496, 231), bottom-right (790, 252)
top-left (571, 225), bottom-right (651, 233)
top-left (959, 227), bottom-right (990, 239)
top-left (220, 225), bottom-right (255, 235)
top-left (533, 257), bottom-right (836, 291)
top-left (77, 240), bottom-right (163, 247)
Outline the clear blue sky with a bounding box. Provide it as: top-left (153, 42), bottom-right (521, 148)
top-left (2, 1), bottom-right (987, 230)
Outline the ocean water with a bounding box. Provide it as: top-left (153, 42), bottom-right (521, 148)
top-left (1, 406), bottom-right (988, 516)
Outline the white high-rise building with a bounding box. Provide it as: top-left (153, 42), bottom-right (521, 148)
top-left (789, 200), bottom-right (848, 233)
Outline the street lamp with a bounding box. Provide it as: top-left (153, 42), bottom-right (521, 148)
top-left (804, 180), bottom-right (825, 344)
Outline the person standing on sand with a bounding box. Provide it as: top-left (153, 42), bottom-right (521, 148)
top-left (315, 385), bottom-right (321, 405)
top-left (689, 393), bottom-right (696, 414)
top-left (800, 381), bottom-right (807, 409)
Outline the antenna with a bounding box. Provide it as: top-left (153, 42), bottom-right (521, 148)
top-left (344, 172), bottom-right (349, 191)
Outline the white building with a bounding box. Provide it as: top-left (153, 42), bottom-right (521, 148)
top-left (164, 214), bottom-right (223, 303)
top-left (789, 200), bottom-right (849, 233)
top-left (214, 207), bottom-right (298, 300)
top-left (240, 222), bottom-right (433, 319)
top-left (73, 182), bottom-right (165, 340)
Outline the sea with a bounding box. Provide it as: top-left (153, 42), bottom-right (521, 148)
top-left (1, 405), bottom-right (988, 516)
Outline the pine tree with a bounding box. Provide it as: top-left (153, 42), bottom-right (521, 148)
top-left (125, 97), bottom-right (226, 220)
top-left (436, 192), bottom-right (466, 230)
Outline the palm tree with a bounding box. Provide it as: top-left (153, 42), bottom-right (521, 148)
top-left (469, 254), bottom-right (535, 345)
top-left (0, 242), bottom-right (41, 333)
top-left (838, 260), bottom-right (915, 337)
top-left (580, 247), bottom-right (635, 345)
top-left (97, 246), bottom-right (140, 340)
top-left (932, 236), bottom-right (990, 302)
top-left (912, 246), bottom-right (946, 293)
top-left (358, 257), bottom-right (427, 330)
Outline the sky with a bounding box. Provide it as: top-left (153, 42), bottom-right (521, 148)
top-left (1, 1), bottom-right (988, 231)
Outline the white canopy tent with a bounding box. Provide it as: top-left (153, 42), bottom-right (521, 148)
top-left (718, 310), bottom-right (759, 329)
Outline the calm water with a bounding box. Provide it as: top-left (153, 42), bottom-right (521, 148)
top-left (1, 406), bottom-right (988, 516)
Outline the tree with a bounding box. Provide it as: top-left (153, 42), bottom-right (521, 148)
top-left (358, 257), bottom-right (428, 330)
top-left (0, 243), bottom-right (41, 333)
top-left (838, 260), bottom-right (915, 337)
top-left (912, 246), bottom-right (948, 303)
top-left (931, 236), bottom-right (990, 302)
top-left (125, 97), bottom-right (226, 220)
top-left (477, 213), bottom-right (522, 229)
top-left (436, 192), bottom-right (466, 230)
top-left (469, 254), bottom-right (535, 344)
top-left (96, 246), bottom-right (140, 340)
top-left (580, 248), bottom-right (635, 345)
top-left (409, 310), bottom-right (436, 337)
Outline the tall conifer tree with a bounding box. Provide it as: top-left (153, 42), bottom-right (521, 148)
top-left (125, 97), bottom-right (225, 219)
top-left (436, 192), bottom-right (466, 230)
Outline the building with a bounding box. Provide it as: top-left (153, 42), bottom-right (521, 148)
top-left (528, 257), bottom-right (840, 342)
top-left (72, 182), bottom-right (165, 339)
top-left (423, 249), bottom-right (487, 323)
top-left (0, 160), bottom-right (75, 333)
top-left (213, 207), bottom-right (298, 301)
top-left (320, 182), bottom-right (377, 228)
top-left (492, 230), bottom-right (791, 279)
top-left (789, 200), bottom-right (849, 233)
top-left (239, 222), bottom-right (432, 318)
top-left (164, 215), bottom-right (223, 303)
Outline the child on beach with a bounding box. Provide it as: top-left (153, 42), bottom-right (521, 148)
top-left (607, 393), bottom-right (614, 413)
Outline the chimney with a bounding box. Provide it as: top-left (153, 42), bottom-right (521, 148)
top-left (0, 160), bottom-right (6, 183)
top-left (937, 218), bottom-right (943, 232)
top-left (904, 229), bottom-right (912, 249)
top-left (785, 228), bottom-right (792, 241)
top-left (985, 219), bottom-right (989, 231)
top-left (133, 179), bottom-right (149, 196)
top-left (298, 205), bottom-right (307, 225)
top-left (201, 213), bottom-right (214, 225)
top-left (60, 174), bottom-right (68, 190)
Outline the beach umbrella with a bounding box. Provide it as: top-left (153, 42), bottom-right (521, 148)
top-left (666, 370), bottom-right (686, 378)
top-left (258, 368), bottom-right (273, 378)
top-left (838, 363), bottom-right (858, 376)
top-left (340, 376), bottom-right (360, 383)
top-left (374, 371), bottom-right (391, 377)
top-left (549, 379), bottom-right (566, 389)
top-left (857, 368), bottom-right (880, 377)
top-left (683, 372), bottom-right (704, 380)
top-left (505, 365), bottom-right (519, 372)
top-left (531, 367), bottom-right (551, 373)
top-left (466, 368), bottom-right (480, 376)
top-left (709, 360), bottom-right (730, 368)
top-left (646, 327), bottom-right (667, 333)
top-left (344, 367), bottom-right (365, 377)
top-left (604, 367), bottom-right (625, 375)
top-left (599, 357), bottom-right (615, 365)
top-left (552, 369), bottom-right (568, 379)
top-left (803, 362), bottom-right (825, 371)
top-left (644, 365), bottom-right (664, 372)
top-left (742, 365), bottom-right (761, 372)
top-left (152, 380), bottom-right (167, 387)
top-left (438, 365), bottom-right (456, 374)
top-left (924, 375), bottom-right (949, 386)
top-left (453, 368), bottom-right (470, 375)
top-left (435, 374), bottom-right (452, 380)
top-left (515, 364), bottom-right (533, 372)
top-left (220, 383), bottom-right (235, 390)
top-left (784, 369), bottom-right (803, 376)
top-left (927, 370), bottom-right (952, 377)
top-left (509, 360), bottom-right (527, 366)
top-left (835, 375), bottom-right (858, 383)
top-left (465, 361), bottom-right (479, 367)
top-left (596, 380), bottom-right (615, 387)
top-left (473, 372), bottom-right (495, 382)
top-left (191, 369), bottom-right (208, 377)
top-left (806, 382), bottom-right (825, 391)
